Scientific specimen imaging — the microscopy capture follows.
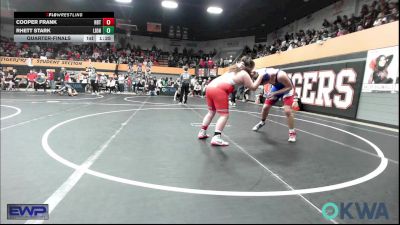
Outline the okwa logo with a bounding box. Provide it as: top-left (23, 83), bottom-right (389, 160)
top-left (322, 202), bottom-right (389, 220)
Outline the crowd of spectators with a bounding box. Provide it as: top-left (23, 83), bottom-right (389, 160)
top-left (0, 65), bottom-right (214, 99)
top-left (0, 37), bottom-right (164, 65)
top-left (0, 36), bottom-right (219, 69)
top-left (243, 0), bottom-right (399, 59)
top-left (167, 47), bottom-right (217, 68)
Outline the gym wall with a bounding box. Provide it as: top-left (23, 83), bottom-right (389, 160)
top-left (230, 22), bottom-right (399, 126)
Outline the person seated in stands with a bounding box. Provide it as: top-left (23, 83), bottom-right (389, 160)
top-left (373, 12), bottom-right (388, 26)
top-left (148, 80), bottom-right (156, 96)
top-left (34, 71), bottom-right (47, 92)
top-left (207, 58), bottom-right (214, 69)
top-left (136, 77), bottom-right (145, 94)
top-left (106, 76), bottom-right (117, 93)
top-left (5, 69), bottom-right (17, 91)
top-left (199, 58), bottom-right (206, 68)
top-left (194, 82), bottom-right (202, 96)
top-left (168, 77), bottom-right (174, 86)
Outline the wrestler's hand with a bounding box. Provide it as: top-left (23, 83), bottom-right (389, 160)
top-left (265, 92), bottom-right (275, 99)
top-left (250, 71), bottom-right (259, 79)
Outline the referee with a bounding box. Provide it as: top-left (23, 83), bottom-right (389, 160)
top-left (88, 66), bottom-right (99, 95)
top-left (179, 66), bottom-right (190, 104)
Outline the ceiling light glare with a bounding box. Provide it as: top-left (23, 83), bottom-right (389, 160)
top-left (115, 0), bottom-right (132, 3)
top-left (207, 6), bottom-right (223, 14)
top-left (162, 1), bottom-right (178, 9)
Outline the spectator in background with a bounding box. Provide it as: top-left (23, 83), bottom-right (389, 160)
top-left (4, 70), bottom-right (16, 91)
top-left (0, 70), bottom-right (5, 90)
top-left (322, 19), bottom-right (331, 28)
top-left (333, 15), bottom-right (343, 26)
top-left (223, 57), bottom-right (229, 67)
top-left (148, 80), bottom-right (156, 96)
top-left (168, 77), bottom-right (174, 86)
top-left (201, 78), bottom-right (208, 98)
top-left (136, 77), bottom-right (144, 94)
top-left (199, 58), bottom-right (206, 68)
top-left (190, 75), bottom-right (197, 97)
top-left (336, 27), bottom-right (347, 36)
top-left (58, 67), bottom-right (67, 89)
top-left (106, 76), bottom-right (116, 93)
top-left (47, 69), bottom-right (55, 90)
top-left (207, 58), bottom-right (214, 69)
top-left (146, 59), bottom-right (152, 74)
top-left (194, 82), bottom-right (202, 96)
top-left (388, 1), bottom-right (399, 20)
top-left (118, 74), bottom-right (125, 93)
top-left (37, 69), bottom-right (45, 78)
top-left (360, 4), bottom-right (370, 18)
top-left (162, 77), bottom-right (168, 87)
top-left (374, 12), bottom-right (388, 26)
top-left (342, 15), bottom-right (349, 29)
top-left (173, 79), bottom-right (181, 102)
top-left (64, 71), bottom-right (70, 83)
top-left (34, 71), bottom-right (47, 92)
top-left (26, 69), bottom-right (37, 90)
top-left (127, 75), bottom-right (132, 92)
top-left (137, 61), bottom-right (143, 76)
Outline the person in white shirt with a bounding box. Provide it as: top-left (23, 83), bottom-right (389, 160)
top-left (194, 82), bottom-right (202, 96)
top-left (106, 76), bottom-right (116, 93)
top-left (118, 74), bottom-right (126, 93)
top-left (189, 76), bottom-right (197, 97)
top-left (37, 69), bottom-right (45, 78)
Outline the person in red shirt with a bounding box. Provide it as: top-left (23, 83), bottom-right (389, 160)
top-left (199, 58), bottom-right (205, 68)
top-left (208, 58), bottom-right (214, 69)
top-left (64, 72), bottom-right (70, 83)
top-left (127, 76), bottom-right (132, 92)
top-left (26, 69), bottom-right (37, 90)
top-left (47, 69), bottom-right (55, 90)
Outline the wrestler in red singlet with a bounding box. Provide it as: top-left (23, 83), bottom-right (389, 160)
top-left (197, 56), bottom-right (268, 146)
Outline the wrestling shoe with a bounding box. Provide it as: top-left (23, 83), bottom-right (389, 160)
top-left (198, 129), bottom-right (209, 139)
top-left (252, 121), bottom-right (265, 131)
top-left (288, 130), bottom-right (297, 142)
top-left (211, 135), bottom-right (229, 146)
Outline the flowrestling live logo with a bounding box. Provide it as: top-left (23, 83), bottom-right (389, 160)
top-left (7, 204), bottom-right (49, 220)
top-left (322, 202), bottom-right (389, 221)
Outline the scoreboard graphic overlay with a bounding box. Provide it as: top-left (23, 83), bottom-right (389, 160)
top-left (14, 12), bottom-right (115, 42)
